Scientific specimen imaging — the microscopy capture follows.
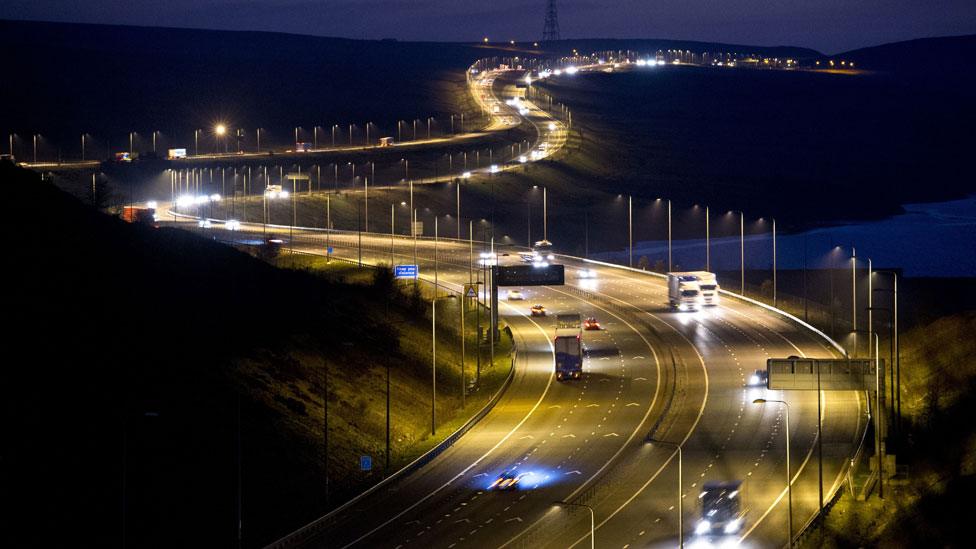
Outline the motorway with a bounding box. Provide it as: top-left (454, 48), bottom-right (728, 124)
top-left (247, 229), bottom-right (865, 549)
top-left (152, 63), bottom-right (866, 548)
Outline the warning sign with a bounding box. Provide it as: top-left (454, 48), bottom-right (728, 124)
top-left (464, 284), bottom-right (479, 298)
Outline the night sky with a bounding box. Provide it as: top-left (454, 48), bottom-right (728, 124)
top-left (2, 0), bottom-right (975, 54)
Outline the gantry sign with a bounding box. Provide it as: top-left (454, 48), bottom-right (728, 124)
top-left (766, 358), bottom-right (882, 392)
top-left (490, 264), bottom-right (565, 336)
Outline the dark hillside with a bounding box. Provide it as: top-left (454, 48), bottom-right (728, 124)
top-left (0, 159), bottom-right (486, 547)
top-left (835, 34), bottom-right (976, 75)
top-left (0, 19), bottom-right (824, 157)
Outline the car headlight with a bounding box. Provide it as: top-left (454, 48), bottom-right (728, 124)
top-left (695, 520), bottom-right (711, 535)
top-left (724, 518), bottom-right (742, 534)
top-left (750, 375), bottom-right (759, 385)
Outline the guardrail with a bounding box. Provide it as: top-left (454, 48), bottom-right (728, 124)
top-left (265, 331), bottom-right (517, 548)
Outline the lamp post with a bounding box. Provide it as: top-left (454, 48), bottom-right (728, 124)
top-left (542, 186), bottom-right (548, 242)
top-left (772, 217), bottom-right (777, 307)
top-left (628, 195), bottom-right (633, 268)
top-left (215, 124), bottom-right (227, 154)
top-left (740, 211), bottom-right (744, 294)
top-left (553, 502), bottom-right (594, 549)
top-left (647, 438), bottom-right (683, 547)
top-left (332, 124), bottom-right (338, 148)
top-left (81, 134), bottom-right (86, 162)
top-left (873, 270), bottom-right (899, 433)
top-left (850, 329), bottom-right (883, 498)
top-left (427, 116), bottom-right (433, 139)
top-left (705, 205), bottom-right (710, 272)
top-left (754, 398), bottom-right (792, 547)
top-left (195, 129), bottom-right (200, 156)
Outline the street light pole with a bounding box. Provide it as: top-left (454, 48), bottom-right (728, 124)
top-left (705, 205), bottom-right (710, 272)
top-left (542, 187), bottom-right (549, 241)
top-left (553, 502), bottom-right (594, 549)
top-left (740, 211), bottom-right (745, 294)
top-left (754, 398), bottom-right (792, 547)
top-left (874, 270), bottom-right (900, 433)
top-left (668, 199), bottom-right (673, 272)
top-left (628, 195), bottom-right (633, 268)
top-left (773, 217), bottom-right (777, 307)
top-left (648, 439), bottom-right (683, 548)
top-left (431, 283), bottom-right (438, 435)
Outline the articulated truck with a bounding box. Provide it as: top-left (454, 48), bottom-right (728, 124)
top-left (668, 271), bottom-right (720, 310)
top-left (554, 314), bottom-right (582, 381)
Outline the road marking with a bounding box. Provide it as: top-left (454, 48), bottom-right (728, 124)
top-left (337, 312), bottom-right (558, 548)
top-left (505, 517), bottom-right (523, 523)
top-left (626, 402), bottom-right (640, 407)
top-left (603, 432), bottom-right (620, 437)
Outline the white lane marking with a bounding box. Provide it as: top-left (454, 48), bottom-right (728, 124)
top-left (626, 402), bottom-right (640, 407)
top-left (519, 435), bottom-right (534, 440)
top-left (505, 517), bottom-right (523, 523)
top-left (337, 313), bottom-right (557, 548)
top-left (565, 470), bottom-right (582, 475)
top-left (502, 284), bottom-right (667, 549)
top-left (603, 432), bottom-right (620, 437)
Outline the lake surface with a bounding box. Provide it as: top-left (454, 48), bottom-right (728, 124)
top-left (593, 196), bottom-right (976, 277)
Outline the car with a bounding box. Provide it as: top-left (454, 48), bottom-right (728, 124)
top-left (489, 470), bottom-right (527, 491)
top-left (583, 317), bottom-right (601, 330)
top-left (197, 219), bottom-right (212, 228)
top-left (507, 290), bottom-right (525, 301)
top-left (530, 304), bottom-right (546, 317)
top-left (748, 369), bottom-right (768, 387)
top-left (578, 268), bottom-right (597, 279)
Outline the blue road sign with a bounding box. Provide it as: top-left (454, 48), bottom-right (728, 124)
top-left (395, 265), bottom-right (419, 279)
top-left (360, 455), bottom-right (372, 471)
top-left (327, 246), bottom-right (333, 254)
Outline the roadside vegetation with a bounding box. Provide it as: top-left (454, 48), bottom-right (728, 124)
top-left (804, 312), bottom-right (976, 547)
top-left (2, 160), bottom-right (512, 548)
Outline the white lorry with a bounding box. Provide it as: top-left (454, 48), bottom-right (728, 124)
top-left (688, 271), bottom-right (721, 306)
top-left (667, 272), bottom-right (702, 311)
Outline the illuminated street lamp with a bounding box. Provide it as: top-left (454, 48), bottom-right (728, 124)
top-left (647, 438), bottom-right (683, 548)
top-left (332, 124), bottom-right (338, 147)
top-left (215, 124), bottom-right (227, 154)
top-left (754, 398), bottom-right (793, 547)
top-left (552, 502), bottom-right (594, 549)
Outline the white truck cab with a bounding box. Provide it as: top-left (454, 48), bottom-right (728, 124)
top-left (667, 273), bottom-right (701, 311)
top-left (688, 271), bottom-right (721, 306)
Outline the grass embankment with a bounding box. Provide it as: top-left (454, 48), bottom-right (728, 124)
top-left (2, 160), bottom-right (512, 549)
top-left (802, 312), bottom-right (976, 547)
